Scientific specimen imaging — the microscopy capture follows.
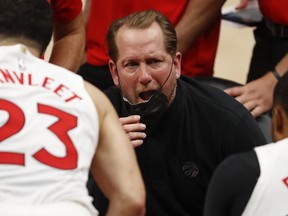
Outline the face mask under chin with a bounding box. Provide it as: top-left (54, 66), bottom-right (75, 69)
top-left (123, 90), bottom-right (168, 130)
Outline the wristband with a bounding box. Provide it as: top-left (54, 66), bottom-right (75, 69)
top-left (272, 68), bottom-right (281, 81)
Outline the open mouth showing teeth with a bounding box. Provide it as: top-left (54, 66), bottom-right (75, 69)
top-left (139, 90), bottom-right (156, 100)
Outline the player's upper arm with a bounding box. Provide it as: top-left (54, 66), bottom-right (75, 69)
top-left (84, 81), bottom-right (146, 216)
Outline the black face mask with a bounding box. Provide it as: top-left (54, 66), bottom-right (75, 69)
top-left (123, 90), bottom-right (168, 130)
top-left (120, 57), bottom-right (175, 129)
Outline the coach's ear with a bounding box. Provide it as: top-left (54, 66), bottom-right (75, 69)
top-left (272, 104), bottom-right (288, 142)
top-left (174, 52), bottom-right (182, 79)
top-left (108, 60), bottom-right (120, 86)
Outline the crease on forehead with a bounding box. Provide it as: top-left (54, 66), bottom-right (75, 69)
top-left (116, 23), bottom-right (166, 60)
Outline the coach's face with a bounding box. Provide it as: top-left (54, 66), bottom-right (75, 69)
top-left (109, 22), bottom-right (181, 106)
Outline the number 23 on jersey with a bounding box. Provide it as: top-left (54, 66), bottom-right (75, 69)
top-left (0, 99), bottom-right (78, 170)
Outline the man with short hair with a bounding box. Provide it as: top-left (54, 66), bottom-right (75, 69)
top-left (88, 10), bottom-right (267, 215)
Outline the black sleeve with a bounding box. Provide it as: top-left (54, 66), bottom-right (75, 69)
top-left (225, 112), bottom-right (268, 160)
top-left (204, 151), bottom-right (260, 216)
top-left (236, 112), bottom-right (268, 147)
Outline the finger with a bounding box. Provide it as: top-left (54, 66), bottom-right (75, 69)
top-left (119, 115), bottom-right (141, 125)
top-left (251, 106), bottom-right (270, 118)
top-left (224, 86), bottom-right (244, 97)
top-left (123, 123), bottom-right (146, 133)
top-left (127, 131), bottom-right (146, 141)
top-left (131, 139), bottom-right (144, 148)
top-left (234, 90), bottom-right (254, 105)
top-left (242, 100), bottom-right (257, 113)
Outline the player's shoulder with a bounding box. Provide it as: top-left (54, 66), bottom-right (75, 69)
top-left (215, 150), bottom-right (259, 180)
top-left (83, 81), bottom-right (114, 116)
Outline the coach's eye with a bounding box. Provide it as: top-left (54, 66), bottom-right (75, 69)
top-left (125, 62), bottom-right (139, 73)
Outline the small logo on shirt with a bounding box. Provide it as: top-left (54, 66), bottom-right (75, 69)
top-left (182, 162), bottom-right (199, 178)
top-left (282, 177), bottom-right (288, 188)
top-left (18, 58), bottom-right (26, 70)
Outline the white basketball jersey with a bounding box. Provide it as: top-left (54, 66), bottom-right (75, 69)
top-left (242, 138), bottom-right (288, 216)
top-left (0, 45), bottom-right (99, 215)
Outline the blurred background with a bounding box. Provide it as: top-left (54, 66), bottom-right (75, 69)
top-left (215, 0), bottom-right (256, 84)
top-left (45, 0), bottom-right (256, 85)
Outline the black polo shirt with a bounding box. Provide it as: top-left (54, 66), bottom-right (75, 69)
top-left (89, 75), bottom-right (267, 216)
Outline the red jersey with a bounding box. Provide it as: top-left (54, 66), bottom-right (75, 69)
top-left (259, 0), bottom-right (288, 25)
top-left (86, 0), bottom-right (221, 77)
top-left (48, 0), bottom-right (83, 23)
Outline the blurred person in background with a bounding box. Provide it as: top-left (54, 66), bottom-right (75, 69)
top-left (225, 0), bottom-right (288, 118)
top-left (77, 0), bottom-right (226, 90)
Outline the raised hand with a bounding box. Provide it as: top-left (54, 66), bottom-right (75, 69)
top-left (119, 115), bottom-right (147, 147)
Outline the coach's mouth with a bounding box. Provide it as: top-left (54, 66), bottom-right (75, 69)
top-left (139, 90), bottom-right (156, 101)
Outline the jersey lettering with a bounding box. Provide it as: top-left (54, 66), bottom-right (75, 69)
top-left (0, 69), bottom-right (83, 103)
top-left (283, 177), bottom-right (288, 188)
top-left (0, 99), bottom-right (25, 165)
top-left (0, 99), bottom-right (78, 170)
top-left (33, 104), bottom-right (78, 169)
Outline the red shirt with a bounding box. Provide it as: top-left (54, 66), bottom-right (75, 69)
top-left (48, 0), bottom-right (82, 23)
top-left (259, 0), bottom-right (288, 25)
top-left (86, 0), bottom-right (221, 77)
